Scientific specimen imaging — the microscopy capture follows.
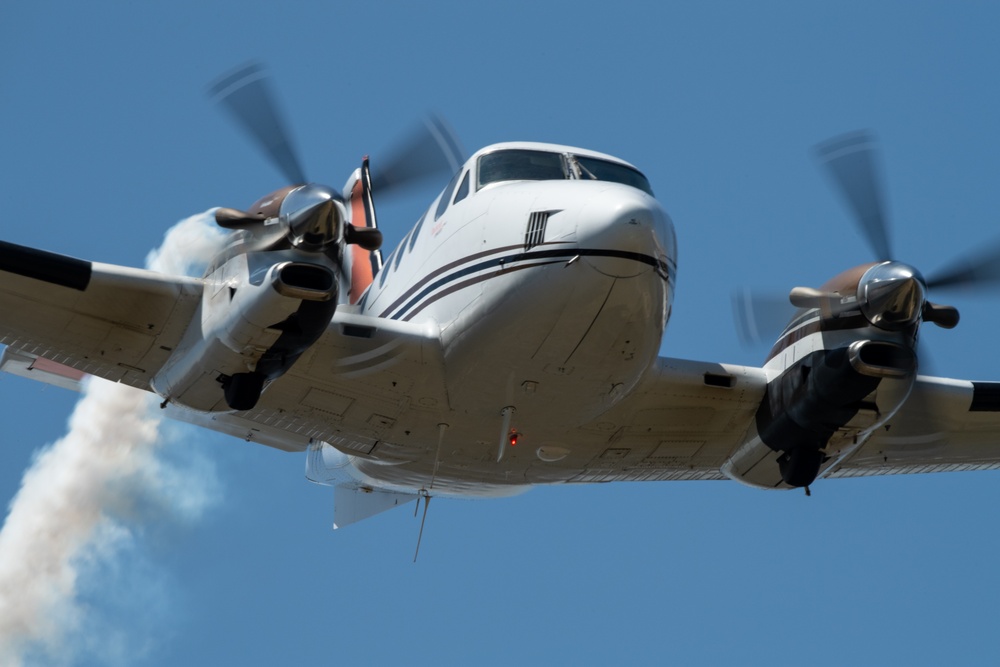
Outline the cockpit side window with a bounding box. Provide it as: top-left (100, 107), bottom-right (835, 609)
top-left (453, 171), bottom-right (470, 204)
top-left (408, 209), bottom-right (427, 252)
top-left (477, 150), bottom-right (566, 189)
top-left (573, 156), bottom-right (654, 196)
top-left (434, 169), bottom-right (464, 221)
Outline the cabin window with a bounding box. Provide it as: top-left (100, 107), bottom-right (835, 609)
top-left (478, 150), bottom-right (567, 189)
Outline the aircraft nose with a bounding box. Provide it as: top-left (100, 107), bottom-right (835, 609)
top-left (576, 186), bottom-right (673, 278)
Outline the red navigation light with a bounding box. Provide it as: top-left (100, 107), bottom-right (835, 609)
top-left (509, 431), bottom-right (520, 447)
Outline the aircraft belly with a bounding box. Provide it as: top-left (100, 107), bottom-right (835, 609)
top-left (441, 260), bottom-right (668, 431)
top-left (298, 260), bottom-right (670, 493)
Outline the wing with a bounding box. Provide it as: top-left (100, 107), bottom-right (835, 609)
top-left (163, 310), bottom-right (448, 453)
top-left (828, 376), bottom-right (1000, 477)
top-left (547, 356), bottom-right (769, 483)
top-left (579, 362), bottom-right (1000, 483)
top-left (1, 239), bottom-right (449, 456)
top-left (0, 240), bottom-right (203, 390)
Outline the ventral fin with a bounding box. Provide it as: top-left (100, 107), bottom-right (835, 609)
top-left (333, 484), bottom-right (416, 529)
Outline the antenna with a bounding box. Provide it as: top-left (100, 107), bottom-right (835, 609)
top-left (413, 490), bottom-right (431, 563)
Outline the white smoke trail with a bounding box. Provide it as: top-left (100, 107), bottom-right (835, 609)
top-left (0, 211), bottom-right (227, 666)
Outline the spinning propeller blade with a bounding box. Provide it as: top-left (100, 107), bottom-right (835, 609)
top-left (735, 130), bottom-right (997, 349)
top-left (732, 289), bottom-right (797, 346)
top-left (208, 63), bottom-right (464, 263)
top-left (209, 62), bottom-right (308, 186)
top-left (210, 64), bottom-right (464, 212)
top-left (926, 240), bottom-right (1000, 290)
top-left (815, 130), bottom-right (892, 261)
top-left (369, 114), bottom-right (465, 195)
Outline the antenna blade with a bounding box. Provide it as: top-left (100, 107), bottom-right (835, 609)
top-left (413, 495), bottom-right (431, 563)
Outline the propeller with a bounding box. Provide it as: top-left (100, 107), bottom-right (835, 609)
top-left (207, 62), bottom-right (463, 258)
top-left (734, 130), bottom-right (1000, 347)
top-left (369, 114), bottom-right (464, 193)
top-left (209, 62), bottom-right (307, 187)
top-left (814, 131), bottom-right (892, 262)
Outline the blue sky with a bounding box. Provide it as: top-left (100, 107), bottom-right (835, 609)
top-left (2, 1), bottom-right (1000, 664)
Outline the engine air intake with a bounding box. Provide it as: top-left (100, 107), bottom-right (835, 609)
top-left (273, 263), bottom-right (336, 301)
top-left (847, 340), bottom-right (915, 378)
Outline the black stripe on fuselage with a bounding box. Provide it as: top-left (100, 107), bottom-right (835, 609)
top-left (766, 312), bottom-right (869, 362)
top-left (0, 240), bottom-right (92, 291)
top-left (970, 382), bottom-right (1000, 411)
top-left (381, 247), bottom-right (669, 320)
top-left (400, 260), bottom-right (564, 321)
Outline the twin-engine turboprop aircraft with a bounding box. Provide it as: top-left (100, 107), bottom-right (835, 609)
top-left (3, 64), bottom-right (1000, 532)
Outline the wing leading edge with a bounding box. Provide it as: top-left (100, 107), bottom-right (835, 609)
top-left (0, 240), bottom-right (204, 391)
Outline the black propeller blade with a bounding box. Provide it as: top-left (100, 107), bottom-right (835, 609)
top-left (732, 289), bottom-right (798, 346)
top-left (815, 130), bottom-right (892, 261)
top-left (209, 63), bottom-right (464, 200)
top-left (208, 62), bottom-right (308, 186)
top-left (735, 130), bottom-right (1000, 349)
top-left (926, 240), bottom-right (1000, 290)
top-left (208, 62), bottom-right (464, 263)
top-left (369, 114), bottom-right (465, 195)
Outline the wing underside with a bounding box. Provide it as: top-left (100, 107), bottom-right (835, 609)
top-left (828, 376), bottom-right (1000, 477)
top-left (0, 241), bottom-right (204, 390)
top-left (162, 311), bottom-right (450, 453)
top-left (550, 360), bottom-right (1000, 484)
top-left (551, 357), bottom-right (769, 483)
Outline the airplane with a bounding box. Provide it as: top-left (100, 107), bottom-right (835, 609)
top-left (3, 63), bottom-right (1000, 537)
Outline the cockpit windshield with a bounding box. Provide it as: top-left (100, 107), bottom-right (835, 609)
top-left (478, 150), bottom-right (566, 186)
top-left (572, 156), bottom-right (653, 195)
top-left (477, 149), bottom-right (653, 195)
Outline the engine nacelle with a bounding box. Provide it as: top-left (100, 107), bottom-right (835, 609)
top-left (722, 340), bottom-right (915, 489)
top-left (152, 255), bottom-right (337, 412)
top-left (217, 261), bottom-right (334, 351)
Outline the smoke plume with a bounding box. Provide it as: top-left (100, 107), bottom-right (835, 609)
top-left (0, 211), bottom-right (227, 665)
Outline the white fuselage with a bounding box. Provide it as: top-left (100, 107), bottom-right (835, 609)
top-left (331, 142), bottom-right (677, 495)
